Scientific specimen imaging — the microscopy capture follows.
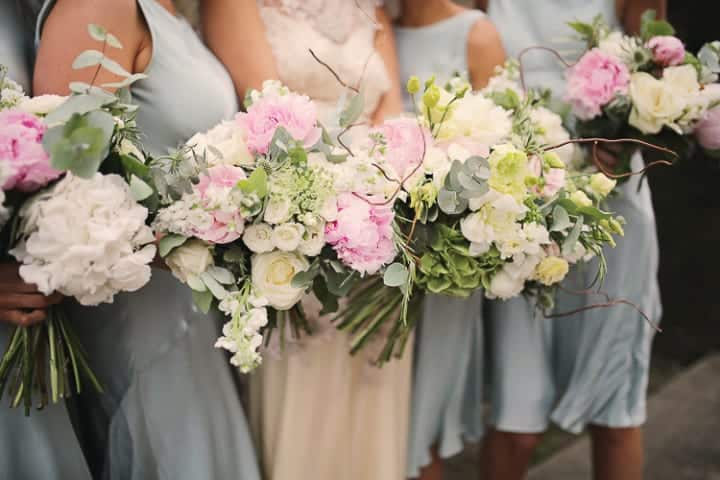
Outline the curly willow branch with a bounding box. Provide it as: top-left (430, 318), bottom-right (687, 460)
top-left (308, 49), bottom-right (360, 94)
top-left (518, 45), bottom-right (574, 92)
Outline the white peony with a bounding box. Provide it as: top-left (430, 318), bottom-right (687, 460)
top-left (165, 239), bottom-right (213, 284)
top-left (18, 94), bottom-right (66, 116)
top-left (629, 72), bottom-right (686, 134)
top-left (251, 251), bottom-right (309, 310)
top-left (186, 120), bottom-right (254, 167)
top-left (243, 223), bottom-right (275, 253)
top-left (441, 92), bottom-right (513, 145)
top-left (11, 173), bottom-right (156, 305)
top-left (271, 222), bottom-right (305, 252)
top-left (263, 197), bottom-right (293, 224)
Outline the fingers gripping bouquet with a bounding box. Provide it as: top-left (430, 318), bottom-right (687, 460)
top-left (564, 11), bottom-right (720, 172)
top-left (0, 26), bottom-right (159, 413)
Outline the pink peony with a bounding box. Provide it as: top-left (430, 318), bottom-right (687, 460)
top-left (324, 193), bottom-right (396, 275)
top-left (696, 107), bottom-right (720, 151)
top-left (373, 117), bottom-right (430, 180)
top-left (647, 36), bottom-right (686, 67)
top-left (194, 165), bottom-right (247, 243)
top-left (565, 49), bottom-right (631, 120)
top-left (236, 92), bottom-right (322, 155)
top-left (0, 110), bottom-right (61, 192)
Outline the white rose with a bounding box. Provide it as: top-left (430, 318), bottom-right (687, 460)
top-left (488, 269), bottom-right (525, 300)
top-left (251, 251), bottom-right (310, 310)
top-left (272, 223), bottom-right (305, 252)
top-left (629, 72), bottom-right (686, 134)
top-left (18, 94), bottom-right (66, 116)
top-left (298, 223), bottom-right (325, 256)
top-left (264, 197), bottom-right (293, 224)
top-left (165, 239), bottom-right (214, 284)
top-left (243, 223), bottom-right (274, 253)
top-left (589, 173), bottom-right (617, 197)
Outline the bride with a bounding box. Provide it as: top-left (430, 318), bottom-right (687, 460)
top-left (202, 1), bottom-right (409, 478)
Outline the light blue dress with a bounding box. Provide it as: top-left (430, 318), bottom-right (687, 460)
top-left (395, 11), bottom-right (487, 477)
top-left (0, 2), bottom-right (91, 479)
top-left (36, 1), bottom-right (262, 479)
top-left (487, 0), bottom-right (662, 434)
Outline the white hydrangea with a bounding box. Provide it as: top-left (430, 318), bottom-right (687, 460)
top-left (11, 173), bottom-right (156, 305)
top-left (0, 76), bottom-right (26, 110)
top-left (215, 293), bottom-right (269, 373)
top-left (440, 92), bottom-right (513, 145)
top-left (0, 160), bottom-right (15, 228)
top-left (152, 192), bottom-right (214, 237)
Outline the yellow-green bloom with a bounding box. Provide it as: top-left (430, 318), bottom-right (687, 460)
top-left (534, 256), bottom-right (569, 285)
top-left (488, 144), bottom-right (531, 200)
top-left (406, 76), bottom-right (421, 95)
top-left (423, 85), bottom-right (441, 109)
top-left (570, 190), bottom-right (592, 207)
top-left (589, 173), bottom-right (616, 197)
top-left (542, 152), bottom-right (566, 169)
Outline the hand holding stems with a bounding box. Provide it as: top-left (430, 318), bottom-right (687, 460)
top-left (0, 263), bottom-right (62, 326)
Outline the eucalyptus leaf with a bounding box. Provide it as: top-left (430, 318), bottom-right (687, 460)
top-left (339, 91), bottom-right (364, 127)
top-left (129, 175), bottom-right (153, 201)
top-left (291, 269), bottom-right (318, 289)
top-left (383, 263), bottom-right (409, 288)
top-left (207, 266), bottom-right (236, 285)
top-left (87, 24), bottom-right (107, 42)
top-left (550, 205), bottom-right (572, 232)
top-left (192, 289), bottom-right (213, 314)
top-left (101, 73), bottom-right (148, 89)
top-left (72, 50), bottom-right (104, 69)
top-left (158, 234), bottom-right (188, 257)
top-left (99, 57), bottom-right (133, 78)
top-left (44, 94), bottom-right (107, 125)
top-left (186, 274), bottom-right (207, 292)
top-left (200, 272), bottom-right (229, 300)
top-left (105, 33), bottom-right (123, 49)
top-left (69, 82), bottom-right (93, 94)
top-left (562, 216), bottom-right (584, 255)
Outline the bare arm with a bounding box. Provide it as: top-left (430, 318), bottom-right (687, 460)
top-left (34, 0), bottom-right (148, 95)
top-left (467, 18), bottom-right (506, 89)
top-left (201, 0), bottom-right (279, 100)
top-left (617, 0), bottom-right (667, 35)
top-left (371, 6), bottom-right (403, 124)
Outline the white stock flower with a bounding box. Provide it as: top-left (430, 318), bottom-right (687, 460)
top-left (243, 223), bottom-right (274, 253)
top-left (11, 173), bottom-right (156, 305)
top-left (187, 121), bottom-right (254, 167)
top-left (272, 222), bottom-right (305, 252)
top-left (216, 293), bottom-right (269, 372)
top-left (165, 239), bottom-right (213, 284)
top-left (251, 251), bottom-right (309, 310)
top-left (18, 94), bottom-right (66, 116)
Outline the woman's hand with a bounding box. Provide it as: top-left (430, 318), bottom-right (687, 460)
top-left (0, 263), bottom-right (62, 326)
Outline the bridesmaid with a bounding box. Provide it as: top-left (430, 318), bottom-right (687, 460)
top-left (202, 2), bottom-right (409, 479)
top-left (391, 2), bottom-right (504, 479)
top-left (0, 2), bottom-right (90, 479)
top-left (479, 1), bottom-right (665, 479)
top-left (32, 1), bottom-right (261, 479)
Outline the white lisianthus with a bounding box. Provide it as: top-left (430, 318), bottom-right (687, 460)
top-left (11, 173), bottom-right (156, 305)
top-left (251, 251), bottom-right (309, 310)
top-left (629, 72), bottom-right (686, 134)
top-left (298, 223), bottom-right (326, 256)
top-left (441, 93), bottom-right (513, 145)
top-left (165, 239), bottom-right (213, 284)
top-left (272, 223), bottom-right (305, 252)
top-left (18, 94), bottom-right (66, 116)
top-left (570, 190), bottom-right (593, 207)
top-left (263, 197), bottom-right (293, 224)
top-left (534, 256), bottom-right (569, 285)
top-left (589, 173), bottom-right (617, 197)
top-left (243, 223), bottom-right (274, 253)
top-left (187, 120), bottom-right (254, 167)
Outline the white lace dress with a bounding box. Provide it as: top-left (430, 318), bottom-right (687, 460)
top-left (248, 2), bottom-right (412, 479)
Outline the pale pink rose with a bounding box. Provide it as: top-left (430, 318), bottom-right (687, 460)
top-left (236, 92), bottom-right (322, 155)
top-left (696, 107), bottom-right (720, 151)
top-left (647, 36), bottom-right (686, 67)
top-left (324, 193), bottom-right (396, 275)
top-left (0, 110), bottom-right (62, 192)
top-left (565, 49), bottom-right (631, 120)
top-left (373, 117), bottom-right (430, 179)
top-left (194, 165), bottom-right (247, 243)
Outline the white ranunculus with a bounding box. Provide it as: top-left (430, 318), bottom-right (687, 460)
top-left (251, 251), bottom-right (309, 310)
top-left (18, 94), bottom-right (66, 116)
top-left (629, 72), bottom-right (686, 134)
top-left (298, 223), bottom-right (325, 256)
top-left (11, 173), bottom-right (156, 305)
top-left (442, 93), bottom-right (513, 145)
top-left (165, 239), bottom-right (213, 284)
top-left (187, 120), bottom-right (254, 167)
top-left (263, 197), bottom-right (293, 224)
top-left (243, 223), bottom-right (274, 253)
top-left (272, 223), bottom-right (305, 252)
top-left (488, 268), bottom-right (525, 300)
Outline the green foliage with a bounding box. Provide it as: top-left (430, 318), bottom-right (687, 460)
top-left (640, 10), bottom-right (675, 42)
top-left (339, 91), bottom-right (365, 127)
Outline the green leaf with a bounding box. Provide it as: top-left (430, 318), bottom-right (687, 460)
top-left (562, 216), bottom-right (584, 255)
top-left (120, 153), bottom-right (149, 177)
top-left (186, 273), bottom-right (207, 291)
top-left (87, 24), bottom-right (107, 42)
top-left (200, 272), bottom-right (229, 300)
top-left (69, 82), bottom-right (93, 94)
top-left (72, 50), bottom-right (104, 69)
top-left (323, 268), bottom-right (358, 297)
top-left (45, 111), bottom-right (116, 177)
top-left (207, 266), bottom-right (236, 285)
top-left (99, 56), bottom-right (132, 78)
top-left (105, 33), bottom-right (123, 49)
top-left (192, 289), bottom-right (213, 314)
top-left (223, 246), bottom-right (246, 263)
top-left (339, 91), bottom-right (365, 127)
top-left (383, 263), bottom-right (409, 288)
top-left (101, 73), bottom-right (148, 89)
top-left (44, 94), bottom-right (108, 125)
top-left (550, 205), bottom-right (572, 232)
top-left (129, 175), bottom-right (153, 201)
top-left (291, 269), bottom-right (318, 289)
top-left (238, 167), bottom-right (268, 198)
top-left (158, 234), bottom-right (188, 257)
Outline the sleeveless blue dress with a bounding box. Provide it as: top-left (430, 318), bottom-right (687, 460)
top-left (36, 1), bottom-right (262, 478)
top-left (0, 2), bottom-right (91, 479)
top-left (395, 10), bottom-right (487, 476)
top-left (487, 0), bottom-right (661, 433)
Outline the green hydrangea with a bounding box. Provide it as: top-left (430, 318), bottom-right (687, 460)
top-left (267, 163), bottom-right (334, 220)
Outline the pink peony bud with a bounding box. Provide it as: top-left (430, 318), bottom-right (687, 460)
top-left (647, 36), bottom-right (686, 67)
top-left (696, 107), bottom-right (720, 152)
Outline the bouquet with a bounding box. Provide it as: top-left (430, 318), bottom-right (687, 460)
top-left (0, 25), bottom-right (158, 414)
top-left (564, 11), bottom-right (720, 173)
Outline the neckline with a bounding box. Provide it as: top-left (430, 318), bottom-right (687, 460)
top-left (394, 9), bottom-right (482, 33)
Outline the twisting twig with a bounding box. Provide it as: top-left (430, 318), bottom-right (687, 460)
top-left (589, 141), bottom-right (674, 179)
top-left (518, 45), bottom-right (574, 92)
top-left (336, 122), bottom-right (364, 157)
top-left (546, 286), bottom-right (662, 332)
top-left (309, 49), bottom-right (360, 94)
